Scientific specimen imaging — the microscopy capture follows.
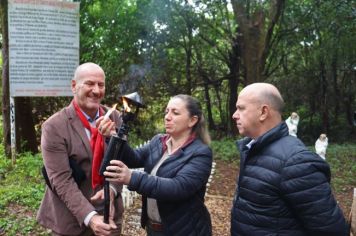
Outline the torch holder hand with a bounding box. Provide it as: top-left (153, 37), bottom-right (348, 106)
top-left (99, 122), bottom-right (129, 224)
top-left (99, 91), bottom-right (142, 223)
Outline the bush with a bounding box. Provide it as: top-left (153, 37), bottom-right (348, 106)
top-left (0, 153), bottom-right (47, 236)
top-left (211, 138), bottom-right (239, 162)
top-left (325, 144), bottom-right (356, 192)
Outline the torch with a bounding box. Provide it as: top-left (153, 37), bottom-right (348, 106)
top-left (99, 92), bottom-right (144, 224)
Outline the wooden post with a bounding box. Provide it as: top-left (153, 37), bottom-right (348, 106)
top-left (350, 188), bottom-right (356, 236)
top-left (10, 97), bottom-right (16, 164)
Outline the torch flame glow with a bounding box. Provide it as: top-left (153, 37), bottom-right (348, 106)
top-left (122, 97), bottom-right (131, 113)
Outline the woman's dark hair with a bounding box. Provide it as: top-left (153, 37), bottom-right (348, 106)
top-left (172, 94), bottom-right (211, 145)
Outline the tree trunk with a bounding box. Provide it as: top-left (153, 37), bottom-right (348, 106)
top-left (320, 61), bottom-right (329, 133)
top-left (15, 98), bottom-right (38, 153)
top-left (331, 53), bottom-right (340, 123)
top-left (228, 76), bottom-right (238, 135)
top-left (213, 84), bottom-right (225, 131)
top-left (203, 80), bottom-right (215, 130)
top-left (196, 50), bottom-right (216, 130)
top-left (1, 1), bottom-right (11, 158)
top-left (231, 0), bottom-right (285, 84)
top-left (227, 38), bottom-right (240, 135)
top-left (182, 9), bottom-right (193, 95)
top-left (184, 33), bottom-right (192, 95)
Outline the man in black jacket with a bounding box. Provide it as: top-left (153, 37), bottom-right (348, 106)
top-left (230, 83), bottom-right (348, 236)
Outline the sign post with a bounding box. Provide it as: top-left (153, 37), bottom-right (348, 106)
top-left (10, 97), bottom-right (16, 163)
top-left (8, 0), bottom-right (80, 159)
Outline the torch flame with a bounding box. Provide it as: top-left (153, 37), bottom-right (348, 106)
top-left (122, 97), bottom-right (131, 113)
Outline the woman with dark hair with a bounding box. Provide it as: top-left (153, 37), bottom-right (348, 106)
top-left (100, 94), bottom-right (212, 236)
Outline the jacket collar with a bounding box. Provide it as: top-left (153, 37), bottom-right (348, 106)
top-left (66, 103), bottom-right (109, 158)
top-left (237, 122), bottom-right (289, 155)
top-left (160, 133), bottom-right (197, 155)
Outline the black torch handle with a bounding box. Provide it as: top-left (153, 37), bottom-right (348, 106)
top-left (103, 180), bottom-right (110, 224)
top-left (102, 134), bottom-right (126, 224)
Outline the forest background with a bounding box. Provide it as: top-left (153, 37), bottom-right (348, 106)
top-left (0, 0), bottom-right (355, 155)
top-left (0, 0), bottom-right (355, 235)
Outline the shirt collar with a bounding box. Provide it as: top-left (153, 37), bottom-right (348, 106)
top-left (166, 137), bottom-right (173, 154)
top-left (81, 109), bottom-right (100, 123)
top-left (246, 139), bottom-right (255, 149)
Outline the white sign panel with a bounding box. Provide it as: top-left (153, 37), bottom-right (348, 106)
top-left (8, 0), bottom-right (79, 97)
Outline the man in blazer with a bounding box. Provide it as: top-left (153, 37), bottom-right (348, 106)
top-left (37, 62), bottom-right (123, 235)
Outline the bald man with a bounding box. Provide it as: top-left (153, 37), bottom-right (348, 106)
top-left (37, 63), bottom-right (123, 236)
top-left (231, 83), bottom-right (348, 236)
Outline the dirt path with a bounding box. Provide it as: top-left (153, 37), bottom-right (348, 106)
top-left (205, 160), bottom-right (238, 236)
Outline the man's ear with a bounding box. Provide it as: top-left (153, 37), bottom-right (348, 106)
top-left (71, 80), bottom-right (76, 94)
top-left (259, 105), bottom-right (269, 121)
top-left (188, 115), bottom-right (199, 128)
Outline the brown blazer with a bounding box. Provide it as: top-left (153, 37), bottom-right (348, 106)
top-left (37, 103), bottom-right (124, 235)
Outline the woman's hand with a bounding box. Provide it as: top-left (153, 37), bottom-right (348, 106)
top-left (96, 116), bottom-right (116, 137)
top-left (104, 160), bottom-right (132, 185)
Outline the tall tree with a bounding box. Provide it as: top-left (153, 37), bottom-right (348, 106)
top-left (4, 0), bottom-right (352, 145)
top-left (231, 0), bottom-right (285, 84)
top-left (1, 0), bottom-right (11, 157)
top-left (15, 98), bottom-right (38, 153)
top-left (273, 0), bottom-right (356, 141)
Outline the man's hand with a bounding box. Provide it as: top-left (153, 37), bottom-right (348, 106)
top-left (90, 189), bottom-right (104, 205)
top-left (96, 116), bottom-right (116, 137)
top-left (90, 189), bottom-right (120, 235)
top-left (89, 214), bottom-right (117, 236)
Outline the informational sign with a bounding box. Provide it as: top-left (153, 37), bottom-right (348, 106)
top-left (8, 0), bottom-right (80, 97)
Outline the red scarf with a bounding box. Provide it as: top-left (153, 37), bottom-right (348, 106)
top-left (72, 100), bottom-right (104, 190)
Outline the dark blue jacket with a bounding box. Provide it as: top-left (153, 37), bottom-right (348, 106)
top-left (121, 134), bottom-right (212, 236)
top-left (231, 122), bottom-right (348, 236)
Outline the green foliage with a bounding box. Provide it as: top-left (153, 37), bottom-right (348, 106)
top-left (11, 0), bottom-right (354, 145)
top-left (0, 155), bottom-right (10, 181)
top-left (0, 210), bottom-right (49, 236)
top-left (210, 138), bottom-right (239, 163)
top-left (0, 153), bottom-right (44, 209)
top-left (0, 152), bottom-right (47, 235)
top-left (325, 144), bottom-right (356, 193)
top-left (274, 0), bottom-right (356, 142)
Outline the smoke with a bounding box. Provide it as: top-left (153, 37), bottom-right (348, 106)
top-left (118, 63), bottom-right (151, 96)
